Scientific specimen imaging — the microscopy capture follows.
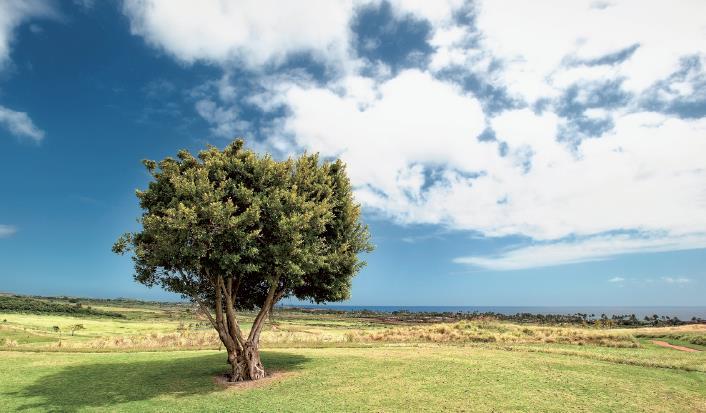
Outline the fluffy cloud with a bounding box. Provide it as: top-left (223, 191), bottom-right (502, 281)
top-left (122, 0), bottom-right (362, 69)
top-left (271, 85), bottom-right (706, 238)
top-left (472, 0), bottom-right (706, 103)
top-left (280, 69), bottom-right (489, 198)
top-left (0, 106), bottom-right (45, 142)
top-left (129, 1), bottom-right (706, 269)
top-left (121, 0), bottom-right (469, 70)
top-left (266, 77), bottom-right (706, 267)
top-left (0, 224), bottom-right (17, 238)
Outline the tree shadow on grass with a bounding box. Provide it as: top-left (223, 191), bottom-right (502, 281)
top-left (11, 351), bottom-right (307, 412)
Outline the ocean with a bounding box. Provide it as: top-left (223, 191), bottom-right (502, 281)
top-left (279, 305), bottom-right (706, 320)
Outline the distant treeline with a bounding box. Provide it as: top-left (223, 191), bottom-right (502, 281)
top-left (19, 295), bottom-right (187, 308)
top-left (455, 311), bottom-right (703, 327)
top-left (282, 307), bottom-right (704, 327)
top-left (0, 295), bottom-right (125, 318)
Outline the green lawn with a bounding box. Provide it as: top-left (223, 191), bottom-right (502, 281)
top-left (1, 345), bottom-right (705, 412)
top-left (2, 301), bottom-right (705, 412)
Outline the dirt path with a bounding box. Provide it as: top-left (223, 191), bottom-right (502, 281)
top-left (651, 340), bottom-right (701, 352)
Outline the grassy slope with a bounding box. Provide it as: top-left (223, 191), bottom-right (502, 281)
top-left (1, 347), bottom-right (705, 412)
top-left (1, 300), bottom-right (706, 412)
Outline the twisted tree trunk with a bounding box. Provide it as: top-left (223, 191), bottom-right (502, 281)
top-left (198, 274), bottom-right (283, 382)
top-left (229, 341), bottom-right (265, 381)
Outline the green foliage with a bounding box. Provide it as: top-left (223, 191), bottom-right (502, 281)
top-left (0, 296), bottom-right (124, 319)
top-left (114, 139), bottom-right (373, 310)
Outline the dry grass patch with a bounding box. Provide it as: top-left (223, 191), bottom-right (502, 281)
top-left (345, 320), bottom-right (640, 348)
top-left (51, 331), bottom-right (221, 350)
top-left (35, 320), bottom-right (647, 350)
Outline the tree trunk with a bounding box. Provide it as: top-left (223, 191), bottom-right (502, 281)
top-left (228, 341), bottom-right (265, 381)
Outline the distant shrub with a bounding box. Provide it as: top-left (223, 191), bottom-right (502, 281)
top-left (0, 338), bottom-right (18, 347)
top-left (70, 324), bottom-right (85, 336)
top-left (0, 296), bottom-right (124, 318)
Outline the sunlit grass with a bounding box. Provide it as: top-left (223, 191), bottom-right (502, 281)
top-left (1, 346), bottom-right (704, 412)
top-left (2, 304), bottom-right (705, 411)
top-left (343, 319), bottom-right (641, 347)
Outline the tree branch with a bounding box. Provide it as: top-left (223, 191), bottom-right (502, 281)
top-left (177, 269), bottom-right (218, 331)
top-left (248, 275), bottom-right (281, 343)
top-left (271, 289), bottom-right (286, 311)
top-left (231, 275), bottom-right (241, 303)
top-left (220, 276), bottom-right (244, 350)
top-left (194, 298), bottom-right (217, 330)
top-left (213, 272), bottom-right (236, 352)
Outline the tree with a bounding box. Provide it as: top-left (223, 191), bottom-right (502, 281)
top-left (70, 324), bottom-right (85, 336)
top-left (113, 139), bottom-right (373, 381)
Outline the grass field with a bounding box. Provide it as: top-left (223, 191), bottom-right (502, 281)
top-left (1, 296), bottom-right (705, 412)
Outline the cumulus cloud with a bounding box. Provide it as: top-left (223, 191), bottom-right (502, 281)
top-left (270, 86), bottom-right (706, 241)
top-left (120, 0), bottom-right (468, 70)
top-left (472, 0), bottom-right (706, 103)
top-left (0, 0), bottom-right (55, 68)
top-left (121, 0), bottom-right (363, 69)
top-left (279, 69), bottom-right (489, 200)
top-left (128, 1), bottom-right (706, 269)
top-left (608, 277), bottom-right (625, 283)
top-left (0, 225), bottom-right (17, 238)
top-left (0, 106), bottom-right (45, 142)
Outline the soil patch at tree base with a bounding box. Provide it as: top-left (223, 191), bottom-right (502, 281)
top-left (213, 370), bottom-right (297, 390)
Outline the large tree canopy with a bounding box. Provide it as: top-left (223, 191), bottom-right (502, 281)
top-left (113, 139), bottom-right (372, 381)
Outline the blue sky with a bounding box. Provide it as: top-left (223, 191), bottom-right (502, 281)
top-left (1, 0), bottom-right (705, 305)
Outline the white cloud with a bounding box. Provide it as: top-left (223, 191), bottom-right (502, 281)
top-left (0, 1), bottom-right (53, 143)
top-left (0, 106), bottom-right (45, 142)
top-left (386, 0), bottom-right (465, 24)
top-left (195, 99), bottom-right (251, 138)
top-left (141, 1), bottom-right (706, 268)
top-left (454, 232), bottom-right (706, 271)
top-left (120, 0), bottom-right (469, 71)
top-left (0, 0), bottom-right (55, 68)
top-left (197, 69), bottom-right (706, 270)
top-left (267, 91), bottom-right (706, 241)
top-left (121, 0), bottom-right (363, 69)
top-left (0, 225), bottom-right (17, 238)
top-left (662, 277), bottom-right (692, 284)
top-left (608, 277), bottom-right (625, 283)
top-left (271, 69), bottom-right (490, 212)
top-left (473, 0), bottom-right (706, 103)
